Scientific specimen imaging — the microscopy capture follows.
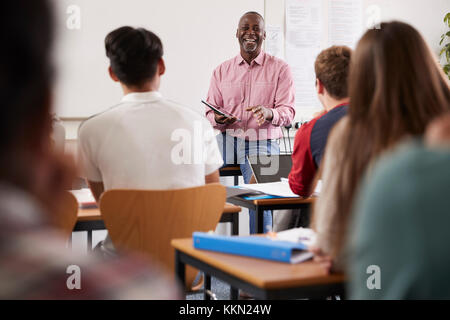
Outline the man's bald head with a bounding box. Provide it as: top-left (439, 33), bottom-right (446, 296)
top-left (239, 11), bottom-right (265, 28)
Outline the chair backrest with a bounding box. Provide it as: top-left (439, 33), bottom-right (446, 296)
top-left (100, 183), bottom-right (226, 287)
top-left (51, 191), bottom-right (79, 239)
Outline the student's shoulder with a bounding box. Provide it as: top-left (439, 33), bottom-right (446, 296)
top-left (78, 103), bottom-right (125, 137)
top-left (328, 116), bottom-right (349, 139)
top-left (372, 140), bottom-right (450, 187)
top-left (297, 117), bottom-right (319, 138)
top-left (359, 140), bottom-right (450, 218)
top-left (163, 99), bottom-right (213, 126)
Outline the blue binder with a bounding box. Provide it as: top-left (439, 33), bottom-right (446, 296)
top-left (193, 232), bottom-right (313, 264)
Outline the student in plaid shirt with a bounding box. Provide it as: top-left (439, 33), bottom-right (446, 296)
top-left (0, 0), bottom-right (181, 299)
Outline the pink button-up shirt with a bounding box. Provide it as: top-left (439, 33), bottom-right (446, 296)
top-left (206, 51), bottom-right (296, 141)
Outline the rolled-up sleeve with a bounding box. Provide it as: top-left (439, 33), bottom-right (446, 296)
top-left (271, 64), bottom-right (296, 127)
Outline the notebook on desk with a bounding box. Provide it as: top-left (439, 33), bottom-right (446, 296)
top-left (193, 229), bottom-right (314, 264)
top-left (247, 154), bottom-right (293, 184)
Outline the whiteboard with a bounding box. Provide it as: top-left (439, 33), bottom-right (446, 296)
top-left (52, 0), bottom-right (265, 118)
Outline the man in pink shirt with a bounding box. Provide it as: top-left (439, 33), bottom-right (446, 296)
top-left (205, 11), bottom-right (296, 233)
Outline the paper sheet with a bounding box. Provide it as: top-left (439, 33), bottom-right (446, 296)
top-left (329, 0), bottom-right (363, 48)
top-left (240, 181), bottom-right (300, 198)
top-left (286, 47), bottom-right (321, 109)
top-left (286, 0), bottom-right (322, 48)
top-left (271, 227), bottom-right (317, 246)
top-left (265, 25), bottom-right (284, 59)
top-left (70, 188), bottom-right (97, 207)
top-left (286, 0), bottom-right (323, 110)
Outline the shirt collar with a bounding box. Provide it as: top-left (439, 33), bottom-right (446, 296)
top-left (333, 102), bottom-right (350, 109)
top-left (121, 91), bottom-right (163, 103)
top-left (237, 51), bottom-right (266, 66)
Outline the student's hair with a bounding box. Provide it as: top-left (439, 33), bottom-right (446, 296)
top-left (105, 27), bottom-right (164, 87)
top-left (323, 21), bottom-right (450, 259)
top-left (0, 0), bottom-right (54, 159)
top-left (315, 46), bottom-right (352, 99)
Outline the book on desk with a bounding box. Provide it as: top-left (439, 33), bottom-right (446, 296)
top-left (70, 188), bottom-right (98, 209)
top-left (193, 230), bottom-right (315, 264)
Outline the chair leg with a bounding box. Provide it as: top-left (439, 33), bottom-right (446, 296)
top-left (230, 287), bottom-right (239, 300)
top-left (204, 274), bottom-right (211, 300)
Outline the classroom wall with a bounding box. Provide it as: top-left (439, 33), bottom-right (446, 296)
top-left (265, 0), bottom-right (450, 122)
top-left (62, 0), bottom-right (449, 138)
top-left (54, 0), bottom-right (264, 120)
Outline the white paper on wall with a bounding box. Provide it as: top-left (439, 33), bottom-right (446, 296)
top-left (329, 0), bottom-right (364, 48)
top-left (265, 25), bottom-right (284, 59)
top-left (286, 0), bottom-right (323, 111)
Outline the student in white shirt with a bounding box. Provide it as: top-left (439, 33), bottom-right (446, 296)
top-left (78, 27), bottom-right (224, 251)
top-left (79, 26), bottom-right (223, 196)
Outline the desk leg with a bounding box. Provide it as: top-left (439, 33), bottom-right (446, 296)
top-left (175, 250), bottom-right (186, 289)
top-left (232, 213), bottom-right (239, 236)
top-left (87, 231), bottom-right (92, 251)
top-left (234, 175), bottom-right (239, 186)
top-left (204, 274), bottom-right (211, 300)
top-left (230, 287), bottom-right (239, 300)
top-left (68, 233), bottom-right (73, 250)
top-left (256, 206), bottom-right (264, 234)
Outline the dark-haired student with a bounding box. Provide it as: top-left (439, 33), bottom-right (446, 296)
top-left (348, 112), bottom-right (450, 299)
top-left (288, 46), bottom-right (351, 198)
top-left (311, 21), bottom-right (450, 273)
top-left (77, 27), bottom-right (223, 255)
top-left (0, 0), bottom-right (180, 299)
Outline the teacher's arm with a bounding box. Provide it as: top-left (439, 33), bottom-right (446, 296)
top-left (270, 64), bottom-right (296, 127)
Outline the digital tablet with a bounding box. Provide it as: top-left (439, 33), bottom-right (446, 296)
top-left (201, 100), bottom-right (241, 122)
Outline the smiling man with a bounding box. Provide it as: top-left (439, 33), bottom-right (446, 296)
top-left (205, 11), bottom-right (296, 234)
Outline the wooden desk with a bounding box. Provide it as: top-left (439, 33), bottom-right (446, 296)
top-left (227, 196), bottom-right (315, 234)
top-left (74, 204), bottom-right (242, 250)
top-left (172, 238), bottom-right (345, 300)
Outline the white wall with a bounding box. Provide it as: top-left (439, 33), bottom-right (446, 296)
top-left (53, 0), bottom-right (264, 121)
top-left (60, 0), bottom-right (449, 137)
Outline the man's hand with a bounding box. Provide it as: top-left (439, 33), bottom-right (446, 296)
top-left (215, 113), bottom-right (238, 125)
top-left (246, 106), bottom-right (273, 126)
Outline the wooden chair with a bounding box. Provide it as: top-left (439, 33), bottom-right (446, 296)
top-left (51, 191), bottom-right (79, 239)
top-left (99, 183), bottom-right (226, 289)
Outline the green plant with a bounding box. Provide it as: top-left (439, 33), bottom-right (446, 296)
top-left (440, 12), bottom-right (450, 79)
